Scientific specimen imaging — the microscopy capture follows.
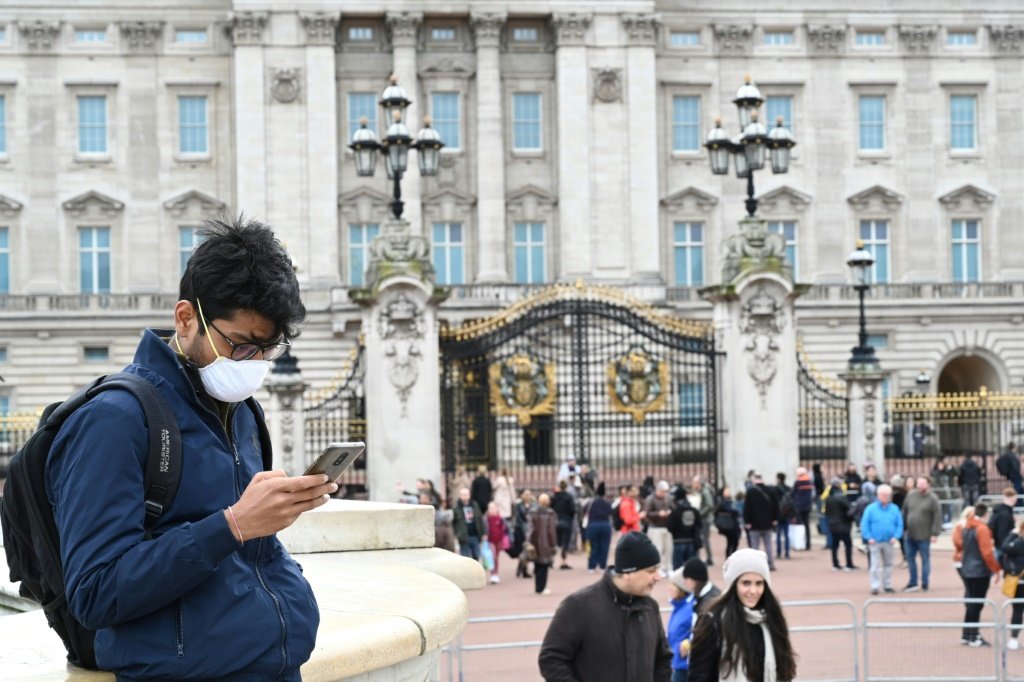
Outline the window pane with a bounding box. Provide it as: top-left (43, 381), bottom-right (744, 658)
top-left (84, 346), bottom-right (110, 362)
top-left (670, 31), bottom-right (700, 46)
top-left (0, 226), bottom-right (8, 293)
top-left (531, 222), bottom-right (544, 243)
top-left (514, 245), bottom-right (528, 283)
top-left (78, 96), bottom-right (107, 154)
top-left (75, 30), bottom-right (106, 43)
top-left (348, 92), bottom-right (378, 140)
top-left (856, 31), bottom-right (885, 45)
top-left (512, 93), bottom-right (542, 150)
top-left (452, 245), bottom-right (464, 284)
top-left (512, 27), bottom-right (538, 42)
top-left (690, 246), bottom-right (704, 286)
top-left (349, 27), bottom-right (373, 41)
top-left (948, 31), bottom-right (977, 46)
top-left (859, 96), bottom-right (885, 151)
top-left (175, 30), bottom-right (207, 43)
top-left (431, 28), bottom-right (455, 41)
top-left (952, 243), bottom-right (963, 281)
top-left (530, 243), bottom-right (545, 283)
top-left (950, 95), bottom-right (976, 150)
top-left (432, 93), bottom-right (460, 149)
top-left (0, 94), bottom-right (6, 154)
top-left (179, 96), bottom-right (208, 154)
top-left (672, 96), bottom-right (700, 151)
top-left (765, 95), bottom-right (793, 133)
top-left (514, 222), bottom-right (527, 242)
top-left (967, 243), bottom-right (979, 281)
top-left (764, 31), bottom-right (794, 45)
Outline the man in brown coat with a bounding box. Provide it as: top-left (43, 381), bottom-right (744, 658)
top-left (538, 532), bottom-right (673, 681)
top-left (529, 493), bottom-right (559, 595)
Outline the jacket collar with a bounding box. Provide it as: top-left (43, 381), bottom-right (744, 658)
top-left (133, 328), bottom-right (216, 411)
top-left (604, 570), bottom-right (647, 608)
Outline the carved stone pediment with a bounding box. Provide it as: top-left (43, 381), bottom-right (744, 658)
top-left (338, 186), bottom-right (392, 209)
top-left (423, 188), bottom-right (476, 208)
top-left (0, 193), bottom-right (24, 217)
top-left (899, 25), bottom-right (937, 53)
top-left (713, 24), bottom-right (753, 55)
top-left (938, 184), bottom-right (996, 210)
top-left (847, 185), bottom-right (904, 211)
top-left (62, 190), bottom-right (125, 218)
top-left (806, 24), bottom-right (845, 54)
top-left (419, 56), bottom-right (475, 78)
top-left (227, 12), bottom-right (268, 46)
top-left (661, 186), bottom-right (719, 213)
top-left (506, 185), bottom-right (558, 217)
top-left (758, 185), bottom-right (812, 213)
top-left (989, 25), bottom-right (1024, 53)
top-left (19, 21), bottom-right (61, 51)
top-left (162, 189), bottom-right (226, 218)
top-left (120, 21), bottom-right (164, 51)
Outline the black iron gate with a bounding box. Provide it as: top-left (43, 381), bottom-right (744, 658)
top-left (304, 345), bottom-right (367, 495)
top-left (440, 285), bottom-right (719, 495)
top-left (797, 350), bottom-right (849, 467)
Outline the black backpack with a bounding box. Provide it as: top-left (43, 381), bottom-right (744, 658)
top-left (0, 373), bottom-right (272, 669)
top-left (611, 500), bottom-right (625, 531)
top-left (997, 453), bottom-right (1014, 478)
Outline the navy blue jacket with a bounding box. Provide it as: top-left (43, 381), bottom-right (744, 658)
top-left (46, 329), bottom-right (319, 679)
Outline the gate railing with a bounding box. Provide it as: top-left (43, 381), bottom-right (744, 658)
top-left (797, 346), bottom-right (849, 463)
top-left (303, 345), bottom-right (367, 494)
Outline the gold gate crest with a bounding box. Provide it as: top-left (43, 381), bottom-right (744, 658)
top-left (607, 346), bottom-right (669, 424)
top-left (489, 350), bottom-right (556, 426)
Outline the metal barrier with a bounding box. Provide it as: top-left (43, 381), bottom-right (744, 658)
top-left (863, 597), bottom-right (1000, 681)
top-left (440, 600), bottom-right (858, 682)
top-left (1003, 600), bottom-right (1024, 682)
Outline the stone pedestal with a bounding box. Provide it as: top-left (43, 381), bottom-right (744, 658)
top-left (265, 351), bottom-right (307, 475)
top-left (703, 217), bottom-right (805, 488)
top-left (351, 219), bottom-right (447, 501)
top-left (842, 367), bottom-right (886, 480)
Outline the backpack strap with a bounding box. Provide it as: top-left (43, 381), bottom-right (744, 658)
top-left (244, 397), bottom-right (274, 471)
top-left (84, 374), bottom-right (182, 538)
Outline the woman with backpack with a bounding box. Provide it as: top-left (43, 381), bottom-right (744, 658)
top-left (583, 482), bottom-right (613, 573)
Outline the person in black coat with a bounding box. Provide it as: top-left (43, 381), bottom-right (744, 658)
top-left (470, 465), bottom-right (493, 516)
top-left (551, 480), bottom-right (577, 569)
top-left (1002, 523), bottom-right (1024, 650)
top-left (824, 478), bottom-right (856, 571)
top-left (743, 473), bottom-right (778, 571)
top-left (988, 487), bottom-right (1018, 555)
top-left (959, 454), bottom-right (982, 506)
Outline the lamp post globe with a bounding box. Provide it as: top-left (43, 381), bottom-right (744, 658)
top-left (846, 244), bottom-right (876, 286)
top-left (733, 74), bottom-right (764, 130)
top-left (704, 118), bottom-right (732, 175)
top-left (348, 117), bottom-right (380, 177)
top-left (741, 111), bottom-right (768, 171)
top-left (767, 117), bottom-right (796, 174)
top-left (414, 117), bottom-right (443, 177)
top-left (847, 242), bottom-right (878, 367)
top-left (379, 74), bottom-right (412, 124)
top-left (916, 369), bottom-right (931, 393)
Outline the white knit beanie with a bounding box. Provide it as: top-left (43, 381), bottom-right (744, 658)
top-left (722, 548), bottom-right (771, 589)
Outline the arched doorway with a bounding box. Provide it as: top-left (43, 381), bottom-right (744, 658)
top-left (934, 353), bottom-right (1006, 456)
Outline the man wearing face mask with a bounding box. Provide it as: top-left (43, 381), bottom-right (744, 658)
top-left (45, 217), bottom-right (330, 680)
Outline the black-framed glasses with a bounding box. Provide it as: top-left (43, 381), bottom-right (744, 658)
top-left (206, 317), bottom-right (290, 361)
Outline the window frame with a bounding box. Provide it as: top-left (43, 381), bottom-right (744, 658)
top-left (951, 218), bottom-right (982, 283)
top-left (762, 29), bottom-right (796, 47)
top-left (857, 94), bottom-right (887, 155)
top-left (431, 91), bottom-right (462, 153)
top-left (78, 225), bottom-right (112, 294)
top-left (858, 219), bottom-right (891, 284)
top-left (672, 221), bottom-right (705, 287)
top-left (0, 92), bottom-right (7, 158)
top-left (178, 225), bottom-right (203, 276)
top-left (668, 30), bottom-right (702, 48)
top-left (948, 92), bottom-right (979, 154)
top-left (346, 91), bottom-right (380, 143)
top-left (431, 222), bottom-right (466, 286)
top-left (82, 345), bottom-right (111, 363)
top-left (512, 221), bottom-right (547, 284)
top-left (76, 94), bottom-right (109, 158)
top-left (177, 94), bottom-right (209, 157)
top-left (671, 94), bottom-right (702, 155)
top-left (511, 92), bottom-right (543, 153)
top-left (74, 28), bottom-right (108, 44)
top-left (767, 220), bottom-right (799, 280)
top-left (0, 225), bottom-right (9, 294)
top-left (854, 29), bottom-right (887, 47)
top-left (174, 29), bottom-right (209, 45)
top-left (946, 29), bottom-right (979, 47)
top-left (347, 222), bottom-right (380, 287)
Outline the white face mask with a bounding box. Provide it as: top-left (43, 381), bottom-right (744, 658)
top-left (177, 301), bottom-right (272, 403)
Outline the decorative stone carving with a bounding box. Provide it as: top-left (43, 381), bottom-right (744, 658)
top-left (847, 184), bottom-right (905, 211)
top-left (758, 185), bottom-right (812, 213)
top-left (470, 12), bottom-right (506, 48)
top-left (938, 184), bottom-right (996, 210)
top-left (621, 13), bottom-right (661, 47)
top-left (989, 25), bottom-right (1024, 53)
top-left (269, 68), bottom-right (302, 104)
top-left (592, 68), bottom-right (623, 103)
top-left (506, 185), bottom-right (558, 218)
top-left (229, 12), bottom-right (268, 46)
top-left (18, 21), bottom-right (60, 51)
top-left (0, 194), bottom-right (24, 217)
top-left (419, 56), bottom-right (475, 78)
top-left (898, 25), bottom-right (937, 53)
top-left (661, 187), bottom-right (719, 213)
top-left (386, 11), bottom-right (422, 47)
top-left (552, 13), bottom-right (592, 46)
top-left (713, 25), bottom-right (753, 55)
top-left (299, 12), bottom-right (339, 46)
top-left (378, 291), bottom-right (425, 417)
top-left (162, 189), bottom-right (227, 218)
top-left (806, 24), bottom-right (846, 53)
top-left (120, 21), bottom-right (164, 51)
top-left (723, 218), bottom-right (788, 282)
top-left (862, 380), bottom-right (878, 458)
top-left (740, 286), bottom-right (787, 404)
top-left (356, 220), bottom-right (436, 292)
top-left (61, 190), bottom-right (125, 218)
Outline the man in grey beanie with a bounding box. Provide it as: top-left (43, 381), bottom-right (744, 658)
top-left (539, 532), bottom-right (672, 681)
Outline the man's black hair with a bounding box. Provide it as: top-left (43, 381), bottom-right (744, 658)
top-left (179, 215), bottom-right (306, 340)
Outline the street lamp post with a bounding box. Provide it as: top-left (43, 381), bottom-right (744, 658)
top-left (846, 242), bottom-right (878, 368)
top-left (705, 75), bottom-right (796, 217)
top-left (348, 75), bottom-right (444, 220)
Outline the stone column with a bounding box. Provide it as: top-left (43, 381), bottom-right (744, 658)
top-left (622, 14), bottom-right (661, 280)
top-left (300, 13), bottom-right (341, 284)
top-left (471, 11), bottom-right (509, 282)
top-left (230, 12), bottom-right (269, 219)
top-left (386, 12), bottom-right (423, 236)
top-left (842, 368), bottom-right (886, 480)
top-left (702, 218), bottom-right (804, 488)
top-left (350, 219), bottom-right (447, 501)
top-left (265, 351), bottom-right (308, 475)
top-left (552, 13), bottom-right (593, 278)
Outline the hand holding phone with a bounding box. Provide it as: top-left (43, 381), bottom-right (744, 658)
top-left (303, 442), bottom-right (365, 483)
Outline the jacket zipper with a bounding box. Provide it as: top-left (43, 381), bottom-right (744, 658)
top-left (255, 537), bottom-right (289, 675)
top-left (175, 599), bottom-right (185, 657)
top-left (225, 403), bottom-right (242, 498)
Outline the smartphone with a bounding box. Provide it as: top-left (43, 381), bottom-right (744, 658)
top-left (303, 442), bottom-right (365, 483)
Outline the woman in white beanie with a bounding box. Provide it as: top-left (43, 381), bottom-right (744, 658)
top-left (687, 548), bottom-right (796, 682)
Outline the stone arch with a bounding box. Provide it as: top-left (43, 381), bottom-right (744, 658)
top-left (934, 348), bottom-right (1008, 394)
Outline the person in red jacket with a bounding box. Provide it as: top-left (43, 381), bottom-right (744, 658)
top-left (953, 503), bottom-right (1002, 647)
top-left (619, 484), bottom-right (643, 534)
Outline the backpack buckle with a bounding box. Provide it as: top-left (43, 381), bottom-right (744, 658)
top-left (145, 500), bottom-right (164, 519)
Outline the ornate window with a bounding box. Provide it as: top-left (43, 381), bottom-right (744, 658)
top-left (78, 95), bottom-right (107, 154)
top-left (858, 95), bottom-right (885, 152)
top-left (178, 96), bottom-right (208, 155)
top-left (432, 222), bottom-right (465, 285)
top-left (431, 92), bottom-right (461, 151)
top-left (951, 219), bottom-right (981, 283)
top-left (79, 226), bottom-right (111, 293)
top-left (673, 222), bottom-right (704, 286)
top-left (950, 95), bottom-right (977, 151)
top-left (512, 93), bottom-right (542, 151)
top-left (672, 95), bottom-right (701, 152)
top-left (859, 220), bottom-right (890, 284)
top-left (349, 223), bottom-right (380, 287)
top-left (513, 222), bottom-right (546, 284)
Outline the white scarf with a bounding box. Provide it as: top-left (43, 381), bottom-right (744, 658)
top-left (719, 607), bottom-right (778, 682)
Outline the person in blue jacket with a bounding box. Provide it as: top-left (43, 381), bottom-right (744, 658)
top-left (860, 484), bottom-right (904, 595)
top-left (46, 217), bottom-right (335, 680)
top-left (667, 568), bottom-right (695, 682)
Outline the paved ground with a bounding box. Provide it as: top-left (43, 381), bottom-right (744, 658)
top-left (443, 528), bottom-right (1022, 681)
